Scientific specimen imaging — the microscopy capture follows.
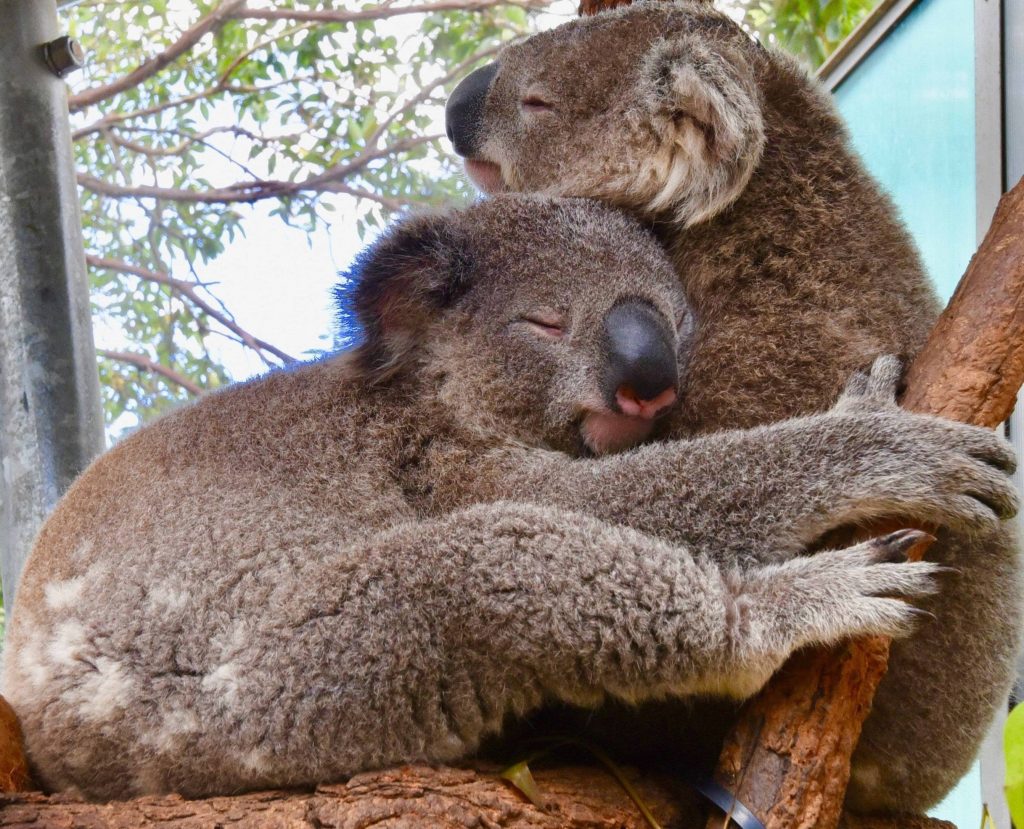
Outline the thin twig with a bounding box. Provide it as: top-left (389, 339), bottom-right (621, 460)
top-left (87, 255), bottom-right (297, 365)
top-left (98, 349), bottom-right (204, 396)
top-left (69, 0), bottom-right (248, 112)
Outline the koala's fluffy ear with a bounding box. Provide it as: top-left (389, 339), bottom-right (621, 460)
top-left (641, 32), bottom-right (766, 226)
top-left (336, 213), bottom-right (472, 381)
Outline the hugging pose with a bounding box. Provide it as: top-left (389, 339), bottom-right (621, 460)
top-left (6, 1), bottom-right (1020, 821)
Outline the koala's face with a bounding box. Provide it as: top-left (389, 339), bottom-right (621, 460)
top-left (444, 1), bottom-right (766, 227)
top-left (343, 196), bottom-right (694, 455)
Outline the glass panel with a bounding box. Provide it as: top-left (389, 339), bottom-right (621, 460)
top-left (831, 0), bottom-right (982, 822)
top-left (833, 0), bottom-right (975, 301)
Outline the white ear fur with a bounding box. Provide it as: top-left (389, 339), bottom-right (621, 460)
top-left (641, 33), bottom-right (765, 226)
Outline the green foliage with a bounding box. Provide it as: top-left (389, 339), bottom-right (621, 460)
top-left (743, 0), bottom-right (878, 67)
top-left (62, 0), bottom-right (545, 431)
top-left (1006, 702), bottom-right (1024, 827)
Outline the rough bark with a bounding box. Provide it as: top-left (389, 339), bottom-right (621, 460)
top-left (707, 176), bottom-right (1024, 829)
top-left (0, 699), bottom-right (30, 795)
top-left (902, 178), bottom-right (1024, 427)
top-left (0, 764), bottom-right (952, 829)
top-left (0, 764), bottom-right (703, 829)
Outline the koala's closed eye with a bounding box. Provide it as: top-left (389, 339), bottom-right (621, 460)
top-left (520, 93), bottom-right (556, 114)
top-left (517, 311), bottom-right (566, 339)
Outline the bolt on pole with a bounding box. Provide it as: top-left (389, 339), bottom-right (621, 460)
top-left (0, 0), bottom-right (104, 616)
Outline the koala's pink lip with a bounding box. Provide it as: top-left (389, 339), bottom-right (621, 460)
top-left (464, 158), bottom-right (506, 194)
top-left (579, 409), bottom-right (656, 456)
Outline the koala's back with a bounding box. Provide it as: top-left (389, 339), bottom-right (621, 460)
top-left (666, 55), bottom-right (939, 433)
top-left (3, 356), bottom-right (420, 796)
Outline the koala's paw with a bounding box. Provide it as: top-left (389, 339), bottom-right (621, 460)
top-left (818, 356), bottom-right (1019, 533)
top-left (762, 530), bottom-right (946, 649)
top-left (851, 413), bottom-right (1018, 533)
top-left (831, 354), bottom-right (903, 415)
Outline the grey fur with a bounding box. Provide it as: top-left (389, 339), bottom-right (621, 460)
top-left (4, 197), bottom-right (1014, 801)
top-left (446, 0), bottom-right (1024, 812)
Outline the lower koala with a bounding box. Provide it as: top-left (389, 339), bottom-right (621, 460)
top-left (4, 197), bottom-right (1016, 801)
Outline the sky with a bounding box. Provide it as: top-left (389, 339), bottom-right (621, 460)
top-left (194, 3), bottom-right (575, 382)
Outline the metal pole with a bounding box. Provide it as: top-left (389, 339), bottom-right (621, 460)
top-left (0, 0), bottom-right (104, 616)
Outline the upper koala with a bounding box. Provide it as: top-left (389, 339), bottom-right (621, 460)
top-left (447, 0), bottom-right (765, 228)
top-left (445, 0), bottom-right (940, 432)
top-left (6, 196), bottom-right (1013, 802)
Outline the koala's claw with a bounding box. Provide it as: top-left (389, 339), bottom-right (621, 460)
top-left (756, 536), bottom-right (944, 652)
top-left (871, 528), bottom-right (934, 563)
top-left (963, 427), bottom-right (1018, 474)
top-left (835, 355), bottom-right (903, 413)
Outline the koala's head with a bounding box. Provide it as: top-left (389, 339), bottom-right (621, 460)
top-left (339, 196), bottom-right (694, 456)
top-left (444, 1), bottom-right (766, 227)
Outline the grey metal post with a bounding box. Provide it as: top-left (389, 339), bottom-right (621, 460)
top-left (0, 0), bottom-right (105, 616)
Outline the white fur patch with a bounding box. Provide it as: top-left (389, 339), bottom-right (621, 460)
top-left (45, 576), bottom-right (86, 611)
top-left (202, 662), bottom-right (241, 705)
top-left (145, 585), bottom-right (189, 612)
top-left (48, 619), bottom-right (89, 667)
top-left (75, 657), bottom-right (135, 721)
top-left (141, 708), bottom-right (201, 752)
top-left (46, 620), bottom-right (136, 721)
top-left (15, 634), bottom-right (53, 689)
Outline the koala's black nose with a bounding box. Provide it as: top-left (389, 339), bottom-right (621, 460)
top-left (602, 301), bottom-right (679, 419)
top-left (445, 62), bottom-right (499, 157)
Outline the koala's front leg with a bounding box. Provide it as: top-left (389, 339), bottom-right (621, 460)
top-left (175, 505), bottom-right (935, 794)
top-left (20, 503), bottom-right (938, 799)
top-left (445, 358), bottom-right (1018, 564)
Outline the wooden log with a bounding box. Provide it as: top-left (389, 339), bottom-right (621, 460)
top-left (0, 764), bottom-right (955, 829)
top-left (707, 176), bottom-right (1024, 829)
top-left (0, 764), bottom-right (703, 829)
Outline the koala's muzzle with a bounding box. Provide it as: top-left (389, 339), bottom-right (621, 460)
top-left (602, 301), bottom-right (679, 419)
top-left (445, 62), bottom-right (498, 157)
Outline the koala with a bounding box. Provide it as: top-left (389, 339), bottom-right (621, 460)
top-left (5, 196), bottom-right (1015, 802)
top-left (444, 0), bottom-right (1024, 814)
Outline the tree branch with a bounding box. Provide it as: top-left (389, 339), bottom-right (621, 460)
top-left (98, 349), bottom-right (203, 396)
top-left (231, 0), bottom-right (551, 26)
top-left (69, 0), bottom-right (248, 113)
top-left (71, 78), bottom-right (303, 142)
top-left (87, 256), bottom-right (296, 365)
top-left (0, 762), bottom-right (957, 828)
top-left (76, 134), bottom-right (438, 207)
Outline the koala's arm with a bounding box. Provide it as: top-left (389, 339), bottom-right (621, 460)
top-left (19, 502), bottom-right (937, 799)
top-left (437, 360), bottom-right (1018, 562)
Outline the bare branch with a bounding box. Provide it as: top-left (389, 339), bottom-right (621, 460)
top-left (318, 182), bottom-right (415, 212)
top-left (77, 134), bottom-right (438, 207)
top-left (231, 0), bottom-right (551, 25)
top-left (87, 255), bottom-right (297, 365)
top-left (69, 0), bottom-right (248, 112)
top-left (98, 349), bottom-right (204, 396)
top-left (72, 78), bottom-right (312, 142)
top-left (103, 126), bottom-right (238, 158)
